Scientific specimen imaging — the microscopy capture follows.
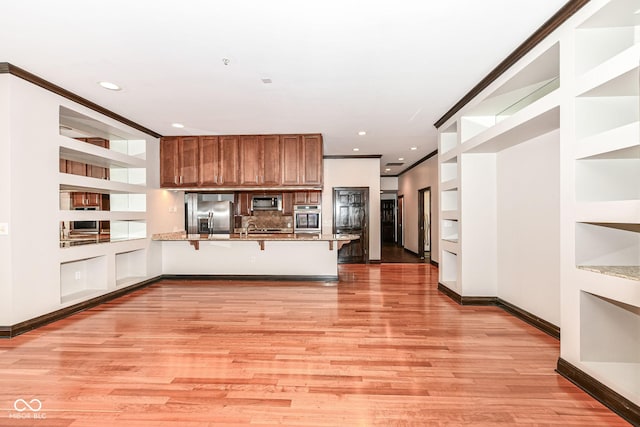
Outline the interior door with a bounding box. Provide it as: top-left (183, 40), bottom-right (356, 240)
top-left (333, 187), bottom-right (369, 263)
top-left (397, 195), bottom-right (404, 247)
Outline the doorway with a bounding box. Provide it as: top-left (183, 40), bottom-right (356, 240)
top-left (397, 195), bottom-right (404, 247)
top-left (333, 187), bottom-right (369, 263)
top-left (418, 187), bottom-right (431, 261)
top-left (381, 199), bottom-right (395, 244)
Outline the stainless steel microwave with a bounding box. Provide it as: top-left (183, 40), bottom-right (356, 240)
top-left (251, 195), bottom-right (282, 211)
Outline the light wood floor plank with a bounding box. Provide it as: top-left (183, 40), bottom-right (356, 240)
top-left (0, 264), bottom-right (630, 426)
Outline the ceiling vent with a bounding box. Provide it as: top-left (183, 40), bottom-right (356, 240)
top-left (385, 162), bottom-right (404, 166)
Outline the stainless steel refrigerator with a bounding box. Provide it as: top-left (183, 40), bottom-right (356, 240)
top-left (185, 193), bottom-right (234, 235)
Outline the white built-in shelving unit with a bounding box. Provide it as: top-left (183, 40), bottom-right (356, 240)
top-left (436, 0), bottom-right (639, 409)
top-left (58, 106), bottom-right (152, 304)
top-left (567, 0), bottom-right (640, 404)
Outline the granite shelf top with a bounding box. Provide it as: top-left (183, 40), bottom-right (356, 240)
top-left (577, 265), bottom-right (639, 281)
top-left (152, 231), bottom-right (360, 242)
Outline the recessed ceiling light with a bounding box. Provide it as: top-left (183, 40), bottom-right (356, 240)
top-left (353, 148), bottom-right (360, 152)
top-left (98, 81), bottom-right (121, 91)
top-left (171, 123), bottom-right (185, 128)
top-left (410, 146), bottom-right (418, 151)
top-left (358, 131), bottom-right (367, 136)
top-left (398, 157), bottom-right (404, 161)
top-left (635, 8), bottom-right (640, 14)
top-left (385, 168), bottom-right (391, 172)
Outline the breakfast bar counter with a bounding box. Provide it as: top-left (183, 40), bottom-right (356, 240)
top-left (152, 231), bottom-right (359, 280)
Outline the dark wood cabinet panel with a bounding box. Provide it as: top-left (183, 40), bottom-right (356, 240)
top-left (219, 136), bottom-right (240, 185)
top-left (199, 136), bottom-right (219, 186)
top-left (239, 135), bottom-right (281, 186)
top-left (281, 135), bottom-right (301, 186)
top-left (66, 160), bottom-right (87, 176)
top-left (282, 192), bottom-right (294, 215)
top-left (301, 134), bottom-right (323, 186)
top-left (239, 135), bottom-right (261, 185)
top-left (261, 135), bottom-right (281, 186)
top-left (235, 192), bottom-right (251, 216)
top-left (160, 136), bottom-right (199, 187)
top-left (293, 191), bottom-right (322, 205)
top-left (179, 136), bottom-right (199, 186)
top-left (71, 192), bottom-right (101, 207)
top-left (160, 137), bottom-right (180, 187)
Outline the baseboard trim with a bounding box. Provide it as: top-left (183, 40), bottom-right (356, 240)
top-left (0, 276), bottom-right (162, 339)
top-left (162, 274), bottom-right (339, 282)
top-left (497, 299), bottom-right (560, 340)
top-left (556, 358), bottom-right (640, 426)
top-left (436, 282), bottom-right (560, 340)
top-left (430, 260), bottom-right (439, 267)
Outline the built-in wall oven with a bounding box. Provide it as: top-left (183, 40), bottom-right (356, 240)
top-left (293, 205), bottom-right (321, 234)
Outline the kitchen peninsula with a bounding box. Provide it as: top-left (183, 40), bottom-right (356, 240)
top-left (153, 232), bottom-right (359, 280)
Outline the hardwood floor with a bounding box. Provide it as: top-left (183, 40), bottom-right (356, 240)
top-left (0, 264), bottom-right (629, 426)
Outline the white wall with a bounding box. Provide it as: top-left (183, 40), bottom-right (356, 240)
top-left (497, 130), bottom-right (560, 325)
top-left (380, 176), bottom-right (398, 191)
top-left (460, 153), bottom-right (497, 296)
top-left (0, 76), bottom-right (12, 325)
top-left (322, 158), bottom-right (381, 261)
top-left (398, 155), bottom-right (439, 262)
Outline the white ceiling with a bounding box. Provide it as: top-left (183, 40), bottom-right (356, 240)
top-left (0, 0), bottom-right (569, 175)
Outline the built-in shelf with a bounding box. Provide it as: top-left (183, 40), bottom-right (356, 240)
top-left (440, 157), bottom-right (458, 183)
top-left (440, 123), bottom-right (458, 155)
top-left (576, 44), bottom-right (639, 97)
top-left (440, 250), bottom-right (458, 290)
top-left (116, 249), bottom-right (147, 287)
top-left (580, 291), bottom-right (640, 400)
top-left (575, 200), bottom-right (640, 224)
top-left (59, 174), bottom-right (147, 194)
top-left (575, 223), bottom-right (639, 275)
top-left (575, 156), bottom-right (640, 202)
top-left (464, 100), bottom-right (560, 153)
top-left (60, 256), bottom-right (108, 303)
top-left (442, 219), bottom-right (459, 242)
top-left (441, 189), bottom-right (459, 212)
top-left (576, 121), bottom-right (639, 160)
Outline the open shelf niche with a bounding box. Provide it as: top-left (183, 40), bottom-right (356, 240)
top-left (459, 43), bottom-right (559, 144)
top-left (60, 256), bottom-right (108, 303)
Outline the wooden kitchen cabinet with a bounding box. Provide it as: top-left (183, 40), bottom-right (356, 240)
top-left (300, 134), bottom-right (323, 186)
top-left (294, 191), bottom-right (322, 205)
top-left (71, 192), bottom-right (101, 207)
top-left (160, 136), bottom-right (199, 187)
top-left (218, 136), bottom-right (240, 186)
top-left (282, 192), bottom-right (294, 215)
top-left (163, 133), bottom-right (321, 189)
top-left (281, 135), bottom-right (301, 186)
top-left (199, 136), bottom-right (219, 186)
top-left (198, 135), bottom-right (241, 187)
top-left (235, 192), bottom-right (251, 216)
top-left (280, 134), bottom-right (323, 186)
top-left (239, 135), bottom-right (281, 186)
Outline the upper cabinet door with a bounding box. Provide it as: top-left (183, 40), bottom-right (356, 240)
top-left (239, 135), bottom-right (261, 186)
top-left (261, 135), bottom-right (281, 186)
top-left (218, 136), bottom-right (240, 186)
top-left (160, 137), bottom-right (180, 187)
top-left (178, 136), bottom-right (199, 186)
top-left (199, 136), bottom-right (219, 186)
top-left (301, 134), bottom-right (323, 186)
top-left (281, 135), bottom-right (301, 186)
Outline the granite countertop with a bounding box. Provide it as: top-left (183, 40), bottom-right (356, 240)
top-left (152, 231), bottom-right (360, 242)
top-left (577, 265), bottom-right (639, 281)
